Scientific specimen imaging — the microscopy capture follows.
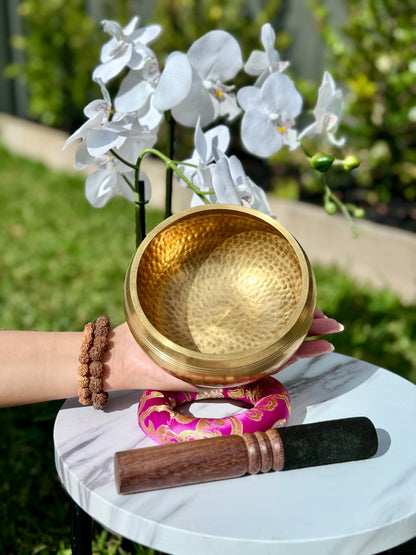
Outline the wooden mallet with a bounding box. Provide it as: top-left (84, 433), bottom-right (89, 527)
top-left (114, 417), bottom-right (378, 494)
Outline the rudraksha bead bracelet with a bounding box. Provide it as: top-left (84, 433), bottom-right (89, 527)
top-left (77, 316), bottom-right (110, 410)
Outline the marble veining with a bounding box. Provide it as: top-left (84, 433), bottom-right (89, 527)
top-left (54, 353), bottom-right (416, 554)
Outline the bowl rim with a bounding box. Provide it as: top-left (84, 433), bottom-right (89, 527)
top-left (125, 204), bottom-right (315, 370)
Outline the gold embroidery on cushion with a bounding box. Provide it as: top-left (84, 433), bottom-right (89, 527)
top-left (139, 404), bottom-right (174, 435)
top-left (256, 397), bottom-right (278, 411)
top-left (228, 415), bottom-right (244, 435)
top-left (141, 390), bottom-right (165, 400)
top-left (245, 408), bottom-right (264, 421)
top-left (160, 426), bottom-right (222, 442)
top-left (226, 386), bottom-right (247, 400)
top-left (173, 413), bottom-right (196, 424)
top-left (195, 389), bottom-right (224, 400)
top-left (196, 417), bottom-right (225, 433)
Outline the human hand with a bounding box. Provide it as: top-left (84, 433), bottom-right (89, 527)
top-left (279, 308), bottom-right (343, 371)
top-left (107, 322), bottom-right (201, 392)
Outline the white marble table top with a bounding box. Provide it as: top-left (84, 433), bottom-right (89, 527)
top-left (54, 353), bottom-right (416, 554)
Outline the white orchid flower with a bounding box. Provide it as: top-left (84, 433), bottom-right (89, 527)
top-left (108, 113), bottom-right (158, 154)
top-left (237, 71), bottom-right (303, 158)
top-left (178, 119), bottom-right (230, 205)
top-left (64, 81), bottom-right (112, 150)
top-left (244, 23), bottom-right (289, 85)
top-left (112, 50), bottom-right (164, 132)
top-left (180, 118), bottom-right (230, 175)
top-left (153, 51), bottom-right (192, 113)
top-left (154, 30), bottom-right (243, 127)
top-left (64, 81), bottom-right (157, 208)
top-left (65, 73), bottom-right (159, 171)
top-left (113, 54), bottom-right (162, 119)
top-left (114, 68), bottom-right (164, 131)
top-left (85, 161), bottom-right (151, 208)
top-left (93, 16), bottom-right (161, 83)
top-left (212, 150), bottom-right (271, 214)
top-left (85, 139), bottom-right (152, 208)
top-left (187, 165), bottom-right (217, 207)
top-left (85, 163), bottom-right (136, 208)
top-left (299, 71), bottom-right (345, 146)
top-left (68, 113), bottom-right (127, 165)
top-left (64, 80), bottom-right (128, 166)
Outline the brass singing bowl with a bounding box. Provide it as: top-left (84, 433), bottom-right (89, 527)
top-left (124, 204), bottom-right (316, 387)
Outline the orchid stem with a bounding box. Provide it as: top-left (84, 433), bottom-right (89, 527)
top-left (165, 110), bottom-right (175, 219)
top-left (134, 153), bottom-right (147, 247)
top-left (322, 176), bottom-right (357, 238)
top-left (109, 149), bottom-right (136, 170)
top-left (110, 150), bottom-right (146, 246)
top-left (136, 180), bottom-right (147, 247)
top-left (137, 149), bottom-right (210, 205)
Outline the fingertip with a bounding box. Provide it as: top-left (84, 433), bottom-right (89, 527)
top-left (314, 308), bottom-right (326, 318)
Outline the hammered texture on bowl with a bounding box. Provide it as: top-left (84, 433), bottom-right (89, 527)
top-left (188, 230), bottom-right (302, 354)
top-left (137, 212), bottom-right (302, 354)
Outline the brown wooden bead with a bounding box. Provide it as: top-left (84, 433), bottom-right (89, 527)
top-left (95, 315), bottom-right (110, 335)
top-left (92, 391), bottom-right (108, 410)
top-left (78, 376), bottom-right (89, 388)
top-left (78, 387), bottom-right (91, 406)
top-left (89, 377), bottom-right (103, 394)
top-left (79, 322), bottom-right (94, 358)
top-left (78, 363), bottom-right (89, 377)
top-left (89, 361), bottom-right (103, 377)
top-left (83, 321), bottom-right (95, 337)
top-left (89, 335), bottom-right (108, 361)
top-left (78, 352), bottom-right (90, 364)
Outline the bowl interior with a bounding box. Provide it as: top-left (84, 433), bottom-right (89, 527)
top-left (136, 209), bottom-right (304, 357)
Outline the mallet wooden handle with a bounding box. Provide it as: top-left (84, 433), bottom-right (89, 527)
top-left (114, 417), bottom-right (378, 494)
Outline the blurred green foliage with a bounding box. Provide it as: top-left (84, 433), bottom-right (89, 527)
top-left (151, 0), bottom-right (288, 63)
top-left (309, 0), bottom-right (416, 205)
top-left (6, 0), bottom-right (101, 130)
top-left (315, 265), bottom-right (416, 385)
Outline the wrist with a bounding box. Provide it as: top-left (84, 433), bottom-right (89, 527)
top-left (103, 322), bottom-right (131, 392)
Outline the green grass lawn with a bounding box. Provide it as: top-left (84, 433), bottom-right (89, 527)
top-left (0, 143), bottom-right (415, 553)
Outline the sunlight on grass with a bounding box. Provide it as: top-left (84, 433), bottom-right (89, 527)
top-left (0, 143), bottom-right (163, 331)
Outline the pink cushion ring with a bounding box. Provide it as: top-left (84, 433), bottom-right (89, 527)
top-left (138, 376), bottom-right (291, 444)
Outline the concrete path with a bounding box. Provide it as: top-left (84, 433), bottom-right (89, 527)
top-left (1, 113), bottom-right (415, 304)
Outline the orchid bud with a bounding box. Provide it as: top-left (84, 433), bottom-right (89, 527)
top-left (324, 201), bottom-right (337, 215)
top-left (310, 152), bottom-right (335, 173)
top-left (353, 207), bottom-right (365, 219)
top-left (343, 155), bottom-right (360, 171)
